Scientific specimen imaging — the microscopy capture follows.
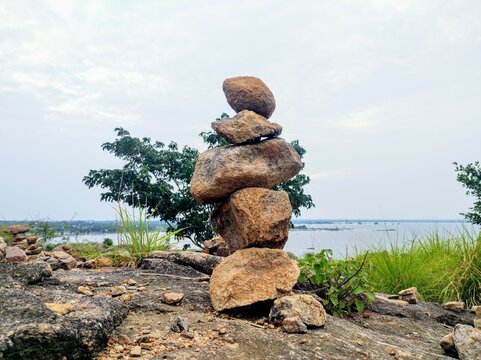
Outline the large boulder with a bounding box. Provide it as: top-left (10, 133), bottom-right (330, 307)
top-left (453, 324), bottom-right (481, 360)
top-left (211, 187), bottom-right (292, 252)
top-left (191, 138), bottom-right (302, 204)
top-left (0, 237), bottom-right (6, 261)
top-left (209, 248), bottom-right (299, 311)
top-left (6, 224), bottom-right (30, 235)
top-left (211, 110), bottom-right (282, 144)
top-left (5, 246), bottom-right (27, 263)
top-left (223, 76), bottom-right (276, 119)
top-left (269, 294), bottom-right (327, 331)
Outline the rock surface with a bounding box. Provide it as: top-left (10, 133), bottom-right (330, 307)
top-left (269, 294), bottom-right (327, 329)
top-left (209, 248), bottom-right (299, 311)
top-left (160, 292), bottom-right (185, 305)
top-left (211, 110), bottom-right (282, 144)
top-left (452, 324), bottom-right (481, 360)
top-left (211, 187), bottom-right (292, 252)
top-left (191, 138), bottom-right (302, 203)
top-left (143, 250), bottom-right (222, 275)
top-left (223, 76), bottom-right (276, 118)
top-left (5, 246), bottom-right (27, 263)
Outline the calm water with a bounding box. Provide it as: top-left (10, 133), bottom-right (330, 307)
top-left (56, 220), bottom-right (480, 258)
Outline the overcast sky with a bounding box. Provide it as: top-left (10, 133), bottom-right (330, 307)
top-left (1, 0), bottom-right (480, 221)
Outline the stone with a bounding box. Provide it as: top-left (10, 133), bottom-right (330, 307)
top-left (26, 247), bottom-right (43, 256)
top-left (26, 235), bottom-right (39, 244)
top-left (95, 257), bottom-right (114, 267)
top-left (443, 301), bottom-right (465, 312)
top-left (211, 110), bottom-right (282, 144)
top-left (440, 332), bottom-right (457, 357)
top-left (48, 251), bottom-right (77, 270)
top-left (282, 317), bottom-right (308, 334)
top-left (45, 302), bottom-right (75, 315)
top-left (170, 316), bottom-right (190, 332)
top-left (12, 239), bottom-right (29, 249)
top-left (398, 287), bottom-right (418, 304)
top-left (191, 138), bottom-right (302, 204)
top-left (0, 288), bottom-right (128, 359)
top-left (13, 233), bottom-right (27, 241)
top-left (453, 324), bottom-right (481, 360)
top-left (269, 294), bottom-right (327, 328)
top-left (111, 285), bottom-right (127, 297)
top-left (130, 345), bottom-right (142, 357)
top-left (474, 306), bottom-right (481, 316)
top-left (474, 317), bottom-right (481, 330)
top-left (144, 250), bottom-right (223, 275)
top-left (6, 224), bottom-right (30, 235)
top-left (0, 237), bottom-right (6, 261)
top-left (5, 246), bottom-right (27, 263)
top-left (211, 187), bottom-right (292, 252)
top-left (209, 248), bottom-right (299, 311)
top-left (0, 261), bottom-right (52, 285)
top-left (160, 292), bottom-right (185, 305)
top-left (78, 286), bottom-right (94, 296)
top-left (223, 76), bottom-right (276, 118)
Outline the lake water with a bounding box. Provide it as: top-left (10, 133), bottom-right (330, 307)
top-left (56, 220), bottom-right (480, 258)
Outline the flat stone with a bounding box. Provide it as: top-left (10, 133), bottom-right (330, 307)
top-left (26, 235), bottom-right (39, 244)
top-left (111, 285), bottom-right (127, 297)
top-left (211, 110), bottom-right (282, 144)
top-left (223, 76), bottom-right (276, 118)
top-left (12, 239), bottom-right (29, 249)
top-left (269, 294), bottom-right (327, 328)
top-left (13, 233), bottom-right (27, 241)
top-left (191, 138), bottom-right (302, 204)
top-left (78, 286), bottom-right (94, 296)
top-left (160, 292), bottom-right (184, 305)
top-left (130, 345), bottom-right (142, 357)
top-left (6, 224), bottom-right (30, 235)
top-left (45, 302), bottom-right (75, 315)
top-left (282, 317), bottom-right (308, 334)
top-left (143, 250), bottom-right (223, 275)
top-left (5, 246), bottom-right (27, 263)
top-left (209, 248), bottom-right (299, 311)
top-left (443, 301), bottom-right (465, 312)
top-left (211, 187), bottom-right (292, 252)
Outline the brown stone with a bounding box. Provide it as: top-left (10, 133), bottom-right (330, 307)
top-left (26, 235), bottom-right (39, 244)
top-left (209, 248), bottom-right (299, 311)
top-left (191, 138), bottom-right (302, 204)
top-left (13, 233), bottom-right (27, 242)
top-left (111, 285), bottom-right (127, 297)
top-left (6, 224), bottom-right (30, 235)
top-left (26, 247), bottom-right (43, 256)
top-left (211, 188), bottom-right (292, 252)
top-left (12, 239), bottom-right (29, 250)
top-left (160, 292), bottom-right (184, 305)
top-left (77, 286), bottom-right (94, 296)
top-left (223, 76), bottom-right (276, 118)
top-left (5, 246), bottom-right (27, 263)
top-left (211, 110), bottom-right (282, 144)
top-left (443, 301), bottom-right (465, 312)
top-left (453, 324), bottom-right (481, 360)
top-left (50, 251), bottom-right (77, 270)
top-left (95, 257), bottom-right (114, 267)
top-left (45, 303), bottom-right (75, 315)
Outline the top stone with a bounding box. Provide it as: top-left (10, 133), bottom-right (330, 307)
top-left (223, 76), bottom-right (276, 119)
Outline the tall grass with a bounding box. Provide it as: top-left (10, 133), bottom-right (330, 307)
top-left (116, 204), bottom-right (183, 260)
top-left (361, 228), bottom-right (481, 307)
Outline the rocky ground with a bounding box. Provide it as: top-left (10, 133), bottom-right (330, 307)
top-left (0, 252), bottom-right (477, 360)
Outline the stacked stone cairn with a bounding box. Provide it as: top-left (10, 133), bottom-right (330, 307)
top-left (4, 224), bottom-right (42, 262)
top-left (191, 76), bottom-right (305, 313)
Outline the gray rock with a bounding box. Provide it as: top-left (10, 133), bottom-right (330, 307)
top-left (191, 138), bottom-right (302, 204)
top-left (5, 246), bottom-right (27, 263)
top-left (211, 110), bottom-right (282, 144)
top-left (0, 237), bottom-right (6, 261)
top-left (440, 332), bottom-right (458, 358)
top-left (453, 324), bottom-right (481, 360)
top-left (282, 317), bottom-right (308, 334)
top-left (0, 288), bottom-right (128, 359)
top-left (143, 250), bottom-right (223, 275)
top-left (269, 294), bottom-right (327, 329)
top-left (0, 261), bottom-right (52, 285)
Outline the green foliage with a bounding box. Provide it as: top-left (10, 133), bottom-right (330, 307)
top-left (298, 249), bottom-right (374, 318)
top-left (83, 115), bottom-right (314, 247)
top-left (116, 204), bottom-right (182, 261)
top-left (454, 161), bottom-right (481, 225)
top-left (0, 225), bottom-right (13, 245)
top-left (103, 238), bottom-right (114, 248)
top-left (363, 229), bottom-right (481, 307)
top-left (32, 221), bottom-right (58, 243)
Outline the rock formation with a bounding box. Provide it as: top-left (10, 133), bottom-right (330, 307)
top-left (191, 76), bottom-right (305, 313)
top-left (3, 224), bottom-right (43, 263)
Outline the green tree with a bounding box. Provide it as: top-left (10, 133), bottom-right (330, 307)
top-left (454, 161), bottom-right (481, 225)
top-left (84, 119), bottom-right (314, 247)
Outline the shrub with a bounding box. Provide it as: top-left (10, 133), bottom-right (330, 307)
top-left (364, 229), bottom-right (481, 307)
top-left (298, 249), bottom-right (374, 318)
